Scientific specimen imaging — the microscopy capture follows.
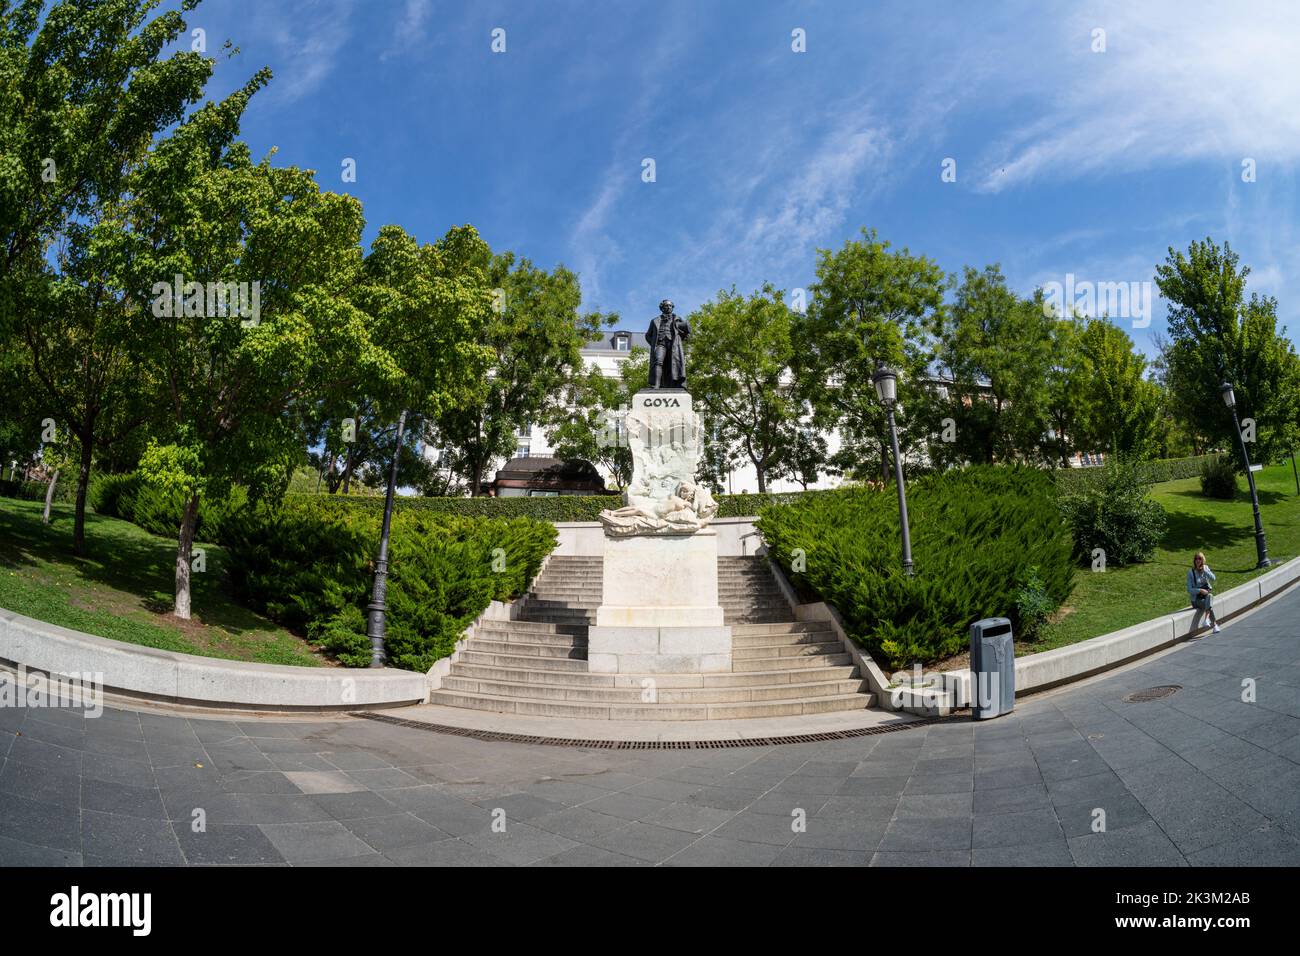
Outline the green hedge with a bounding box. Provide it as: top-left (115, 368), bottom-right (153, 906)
top-left (0, 476), bottom-right (78, 505)
top-left (223, 497), bottom-right (556, 670)
top-left (1054, 454), bottom-right (1222, 492)
top-left (286, 488), bottom-right (830, 522)
top-left (757, 466), bottom-right (1075, 670)
top-left (90, 473), bottom-right (248, 543)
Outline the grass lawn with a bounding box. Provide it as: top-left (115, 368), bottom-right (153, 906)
top-left (0, 497), bottom-right (328, 667)
top-left (1029, 460), bottom-right (1300, 653)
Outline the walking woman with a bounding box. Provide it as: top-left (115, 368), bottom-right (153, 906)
top-left (1187, 551), bottom-right (1221, 634)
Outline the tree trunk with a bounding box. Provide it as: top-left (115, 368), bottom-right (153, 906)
top-left (42, 469), bottom-right (59, 524)
top-left (341, 449), bottom-right (355, 495)
top-left (174, 493), bottom-right (198, 620)
top-left (73, 436), bottom-right (93, 555)
top-left (470, 457), bottom-right (484, 497)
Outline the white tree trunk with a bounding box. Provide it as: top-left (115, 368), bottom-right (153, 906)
top-left (174, 494), bottom-right (198, 619)
top-left (42, 470), bottom-right (59, 524)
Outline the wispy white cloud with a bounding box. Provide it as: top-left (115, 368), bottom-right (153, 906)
top-left (381, 0), bottom-right (433, 62)
top-left (254, 0), bottom-right (358, 105)
top-left (975, 1), bottom-right (1300, 191)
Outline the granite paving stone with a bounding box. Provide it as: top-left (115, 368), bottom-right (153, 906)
top-left (5, 583), bottom-right (1300, 867)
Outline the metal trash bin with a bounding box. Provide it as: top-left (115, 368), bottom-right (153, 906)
top-left (970, 617), bottom-right (1015, 719)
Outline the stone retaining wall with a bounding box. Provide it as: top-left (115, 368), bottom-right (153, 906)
top-left (0, 606), bottom-right (428, 711)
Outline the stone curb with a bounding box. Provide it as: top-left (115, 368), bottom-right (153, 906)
top-left (0, 605), bottom-right (427, 711)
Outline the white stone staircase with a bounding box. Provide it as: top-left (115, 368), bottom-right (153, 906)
top-left (427, 555), bottom-right (876, 720)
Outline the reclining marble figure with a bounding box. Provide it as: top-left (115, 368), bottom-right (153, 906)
top-left (599, 479), bottom-right (717, 536)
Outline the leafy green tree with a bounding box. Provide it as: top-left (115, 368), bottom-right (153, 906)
top-left (1148, 333), bottom-right (1205, 457)
top-left (0, 0), bottom-right (224, 553)
top-left (929, 265), bottom-right (1055, 465)
top-left (1074, 318), bottom-right (1161, 457)
top-left (689, 285), bottom-right (805, 493)
top-left (431, 253), bottom-right (609, 494)
top-left (308, 223), bottom-right (498, 498)
top-left (1041, 311), bottom-right (1089, 467)
top-left (113, 104), bottom-right (398, 618)
top-left (13, 233), bottom-right (158, 552)
top-left (1155, 238), bottom-right (1300, 464)
top-left (780, 427), bottom-right (831, 490)
top-left (548, 351), bottom-right (646, 490)
top-left (794, 228), bottom-right (945, 480)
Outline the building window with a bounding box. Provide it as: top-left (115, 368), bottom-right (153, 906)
top-left (515, 444), bottom-right (530, 458)
top-left (613, 333), bottom-right (630, 351)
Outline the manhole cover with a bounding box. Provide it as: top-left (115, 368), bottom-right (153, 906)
top-left (1124, 685), bottom-right (1182, 702)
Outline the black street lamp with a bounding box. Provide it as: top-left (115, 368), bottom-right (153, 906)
top-left (872, 363), bottom-right (914, 576)
top-left (1220, 382), bottom-right (1270, 570)
top-left (367, 409), bottom-right (408, 667)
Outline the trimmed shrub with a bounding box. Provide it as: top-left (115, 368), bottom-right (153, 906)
top-left (223, 497), bottom-right (556, 670)
top-left (0, 477), bottom-right (77, 504)
top-left (222, 498), bottom-right (373, 638)
top-left (1054, 453), bottom-right (1223, 493)
top-left (757, 466), bottom-right (1075, 669)
top-left (1199, 455), bottom-right (1238, 499)
top-left (89, 472), bottom-right (247, 542)
top-left (282, 488), bottom-right (835, 523)
top-left (1057, 456), bottom-right (1166, 567)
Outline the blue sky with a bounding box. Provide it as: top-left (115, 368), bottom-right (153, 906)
top-left (186, 0), bottom-right (1300, 357)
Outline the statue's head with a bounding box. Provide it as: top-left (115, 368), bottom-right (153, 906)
top-left (659, 299), bottom-right (674, 315)
top-left (676, 479), bottom-right (696, 504)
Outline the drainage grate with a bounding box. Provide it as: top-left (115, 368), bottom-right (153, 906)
top-left (348, 710), bottom-right (968, 749)
top-left (1123, 684), bottom-right (1182, 702)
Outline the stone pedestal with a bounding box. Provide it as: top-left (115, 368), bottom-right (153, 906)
top-left (588, 531), bottom-right (732, 673)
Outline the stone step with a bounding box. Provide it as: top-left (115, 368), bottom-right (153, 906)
top-left (732, 641), bottom-right (844, 660)
top-left (472, 625), bottom-right (589, 646)
top-left (521, 609), bottom-right (596, 620)
top-left (731, 652), bottom-right (852, 671)
top-left (669, 664), bottom-right (862, 687)
top-left (728, 621), bottom-right (830, 635)
top-left (525, 598), bottom-right (601, 608)
top-left (447, 660), bottom-right (860, 689)
top-left (472, 618), bottom-right (585, 636)
top-left (467, 638), bottom-right (587, 660)
top-left (477, 622), bottom-right (823, 645)
top-left (457, 650), bottom-right (591, 671)
top-left (426, 689), bottom-right (872, 721)
top-left (448, 662), bottom-right (616, 687)
top-left (440, 675), bottom-right (867, 705)
top-left (732, 630), bottom-right (839, 648)
top-left (521, 616), bottom-right (597, 627)
top-left (524, 598), bottom-right (789, 613)
top-left (724, 614), bottom-right (796, 625)
top-left (527, 587), bottom-right (780, 600)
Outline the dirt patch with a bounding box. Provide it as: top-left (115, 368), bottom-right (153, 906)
top-left (1048, 605), bottom-right (1076, 625)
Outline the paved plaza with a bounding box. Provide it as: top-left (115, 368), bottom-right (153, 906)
top-left (2, 587), bottom-right (1299, 867)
